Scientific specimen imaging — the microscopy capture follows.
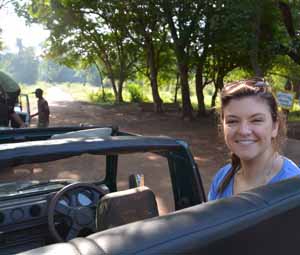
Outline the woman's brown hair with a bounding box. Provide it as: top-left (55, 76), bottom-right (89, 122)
top-left (217, 77), bottom-right (286, 194)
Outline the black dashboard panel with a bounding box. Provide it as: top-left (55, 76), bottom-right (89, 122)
top-left (0, 193), bottom-right (53, 255)
top-left (0, 198), bottom-right (48, 228)
top-left (0, 183), bottom-right (109, 254)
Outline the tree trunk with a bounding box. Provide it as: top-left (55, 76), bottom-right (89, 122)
top-left (249, 4), bottom-right (263, 77)
top-left (117, 79), bottom-right (124, 103)
top-left (104, 60), bottom-right (118, 102)
top-left (94, 63), bottom-right (106, 101)
top-left (195, 63), bottom-right (206, 117)
top-left (249, 51), bottom-right (263, 77)
top-left (116, 59), bottom-right (127, 103)
top-left (211, 72), bottom-right (224, 108)
top-left (278, 2), bottom-right (300, 65)
top-left (161, 3), bottom-right (193, 119)
top-left (151, 82), bottom-right (163, 113)
top-left (211, 83), bottom-right (218, 108)
top-left (147, 41), bottom-right (163, 113)
top-left (178, 62), bottom-right (193, 120)
top-left (109, 76), bottom-right (118, 102)
top-left (101, 85), bottom-right (106, 101)
top-left (174, 73), bottom-right (180, 103)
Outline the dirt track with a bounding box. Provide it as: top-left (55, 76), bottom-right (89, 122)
top-left (27, 87), bottom-right (300, 213)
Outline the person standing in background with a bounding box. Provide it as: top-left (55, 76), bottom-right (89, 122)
top-left (30, 88), bottom-right (50, 128)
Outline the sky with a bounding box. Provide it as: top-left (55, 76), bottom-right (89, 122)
top-left (0, 4), bottom-right (49, 54)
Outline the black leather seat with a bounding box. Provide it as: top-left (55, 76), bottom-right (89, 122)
top-left (96, 186), bottom-right (159, 231)
top-left (17, 176), bottom-right (300, 255)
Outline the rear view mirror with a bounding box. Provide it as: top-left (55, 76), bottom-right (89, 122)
top-left (128, 174), bottom-right (144, 188)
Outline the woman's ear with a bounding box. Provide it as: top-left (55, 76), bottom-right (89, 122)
top-left (271, 120), bottom-right (279, 138)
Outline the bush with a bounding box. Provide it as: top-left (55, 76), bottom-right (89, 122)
top-left (88, 89), bottom-right (114, 103)
top-left (127, 83), bottom-right (144, 103)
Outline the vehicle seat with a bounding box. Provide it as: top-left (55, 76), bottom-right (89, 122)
top-left (96, 186), bottom-right (159, 231)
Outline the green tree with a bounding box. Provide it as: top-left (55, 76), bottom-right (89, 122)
top-left (2, 43), bottom-right (39, 84)
top-left (18, 0), bottom-right (138, 103)
top-left (124, 0), bottom-right (168, 112)
top-left (277, 1), bottom-right (300, 65)
top-left (160, 1), bottom-right (205, 119)
top-left (203, 0), bottom-right (280, 109)
top-left (192, 0), bottom-right (214, 116)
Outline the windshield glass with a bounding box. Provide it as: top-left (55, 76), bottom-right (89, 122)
top-left (0, 153), bottom-right (106, 197)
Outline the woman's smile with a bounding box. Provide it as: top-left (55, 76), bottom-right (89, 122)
top-left (235, 139), bottom-right (257, 145)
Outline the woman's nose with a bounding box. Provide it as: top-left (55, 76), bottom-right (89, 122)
top-left (238, 121), bottom-right (252, 135)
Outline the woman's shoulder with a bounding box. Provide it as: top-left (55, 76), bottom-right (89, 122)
top-left (212, 163), bottom-right (232, 185)
top-left (208, 163), bottom-right (233, 201)
top-left (274, 157), bottom-right (300, 181)
top-left (282, 157), bottom-right (300, 172)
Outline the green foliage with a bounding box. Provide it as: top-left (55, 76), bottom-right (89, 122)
top-left (88, 89), bottom-right (114, 103)
top-left (59, 82), bottom-right (91, 101)
top-left (225, 68), bottom-right (252, 83)
top-left (287, 101), bottom-right (300, 121)
top-left (1, 45), bottom-right (39, 84)
top-left (13, 0), bottom-right (300, 115)
top-left (203, 83), bottom-right (215, 97)
top-left (126, 83), bottom-right (144, 103)
top-left (22, 0), bottom-right (140, 102)
top-left (267, 55), bottom-right (300, 90)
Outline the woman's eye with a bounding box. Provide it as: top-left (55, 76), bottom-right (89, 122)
top-left (226, 120), bottom-right (238, 124)
top-left (252, 119), bottom-right (263, 123)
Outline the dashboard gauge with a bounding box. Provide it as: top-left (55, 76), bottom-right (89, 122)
top-left (10, 208), bottom-right (24, 221)
top-left (77, 191), bottom-right (93, 206)
top-left (58, 196), bottom-right (70, 207)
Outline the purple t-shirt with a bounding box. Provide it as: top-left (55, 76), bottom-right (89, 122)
top-left (208, 157), bottom-right (300, 201)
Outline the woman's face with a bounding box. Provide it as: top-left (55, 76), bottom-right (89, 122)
top-left (222, 96), bottom-right (278, 161)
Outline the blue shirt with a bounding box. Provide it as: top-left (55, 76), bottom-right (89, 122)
top-left (208, 157), bottom-right (300, 201)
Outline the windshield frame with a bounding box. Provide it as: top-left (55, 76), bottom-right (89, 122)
top-left (0, 135), bottom-right (206, 208)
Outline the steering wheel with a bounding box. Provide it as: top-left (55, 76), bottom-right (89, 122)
top-left (48, 182), bottom-right (106, 242)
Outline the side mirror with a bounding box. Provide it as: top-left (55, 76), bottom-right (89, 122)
top-left (128, 174), bottom-right (144, 188)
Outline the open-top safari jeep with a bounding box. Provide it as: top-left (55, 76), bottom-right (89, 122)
top-left (0, 125), bottom-right (206, 254)
top-left (2, 126), bottom-right (300, 255)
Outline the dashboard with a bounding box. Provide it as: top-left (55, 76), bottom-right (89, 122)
top-left (0, 192), bottom-right (52, 254)
top-left (0, 195), bottom-right (49, 228)
top-left (0, 183), bottom-right (109, 255)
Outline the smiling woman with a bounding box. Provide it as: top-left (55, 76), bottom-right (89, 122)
top-left (208, 77), bottom-right (300, 200)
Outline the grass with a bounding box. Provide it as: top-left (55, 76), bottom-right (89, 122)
top-left (59, 82), bottom-right (94, 101)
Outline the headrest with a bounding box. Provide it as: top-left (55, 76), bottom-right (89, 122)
top-left (96, 186), bottom-right (159, 231)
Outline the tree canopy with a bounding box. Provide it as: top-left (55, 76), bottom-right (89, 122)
top-left (5, 0), bottom-right (300, 117)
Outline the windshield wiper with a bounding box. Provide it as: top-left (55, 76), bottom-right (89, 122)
top-left (17, 180), bottom-right (74, 192)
